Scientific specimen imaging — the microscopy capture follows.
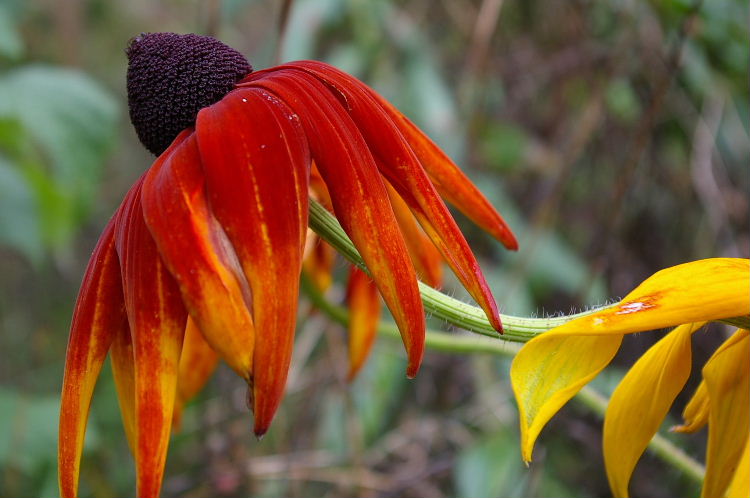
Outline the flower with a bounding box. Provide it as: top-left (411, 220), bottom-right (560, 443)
top-left (58, 32), bottom-right (517, 498)
top-left (510, 258), bottom-right (750, 498)
top-left (305, 163), bottom-right (445, 380)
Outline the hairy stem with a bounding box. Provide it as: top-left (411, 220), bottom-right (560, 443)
top-left (301, 273), bottom-right (706, 485)
top-left (308, 199), bottom-right (750, 337)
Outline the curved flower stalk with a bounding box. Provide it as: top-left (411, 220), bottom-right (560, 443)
top-left (510, 258), bottom-right (750, 498)
top-left (305, 164), bottom-right (446, 379)
top-left (58, 33), bottom-right (516, 498)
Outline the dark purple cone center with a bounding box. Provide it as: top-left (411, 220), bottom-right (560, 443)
top-left (126, 32), bottom-right (252, 156)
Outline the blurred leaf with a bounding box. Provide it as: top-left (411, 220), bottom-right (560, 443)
top-left (0, 386), bottom-right (79, 496)
top-left (0, 5), bottom-right (23, 60)
top-left (480, 122), bottom-right (530, 172)
top-left (0, 65), bottom-right (118, 258)
top-left (605, 79), bottom-right (640, 124)
top-left (0, 156), bottom-right (42, 263)
top-left (352, 341), bottom-right (408, 444)
top-left (0, 65), bottom-right (118, 193)
top-left (282, 0), bottom-right (344, 61)
top-left (454, 429), bottom-right (528, 498)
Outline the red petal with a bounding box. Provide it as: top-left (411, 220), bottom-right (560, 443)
top-left (110, 320), bottom-right (136, 452)
top-left (303, 237), bottom-right (337, 292)
top-left (196, 87), bottom-right (310, 435)
top-left (386, 183), bottom-right (443, 289)
top-left (244, 71), bottom-right (425, 377)
top-left (346, 266), bottom-right (382, 380)
top-left (283, 62), bottom-right (502, 331)
top-left (173, 318), bottom-right (219, 430)
top-left (381, 102), bottom-right (518, 250)
top-left (115, 175), bottom-right (187, 498)
top-left (141, 131), bottom-right (255, 380)
top-left (285, 61), bottom-right (517, 251)
top-left (58, 216), bottom-right (126, 498)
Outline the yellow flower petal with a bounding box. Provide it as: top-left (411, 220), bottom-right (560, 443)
top-left (547, 259), bottom-right (747, 337)
top-left (725, 437), bottom-right (749, 498)
top-left (671, 380), bottom-right (709, 434)
top-left (511, 334), bottom-right (623, 461)
top-left (604, 322), bottom-right (703, 498)
top-left (702, 329), bottom-right (750, 498)
top-left (510, 258), bottom-right (748, 463)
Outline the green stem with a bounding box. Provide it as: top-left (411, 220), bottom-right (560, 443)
top-left (301, 273), bottom-right (706, 485)
top-left (309, 200), bottom-right (593, 342)
top-left (574, 386), bottom-right (706, 484)
top-left (308, 199), bottom-right (750, 337)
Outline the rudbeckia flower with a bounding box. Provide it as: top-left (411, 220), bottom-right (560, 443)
top-left (510, 258), bottom-right (750, 498)
top-left (305, 164), bottom-right (446, 379)
top-left (58, 32), bottom-right (516, 497)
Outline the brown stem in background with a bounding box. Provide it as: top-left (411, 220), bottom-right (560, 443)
top-left (586, 1), bottom-right (704, 287)
top-left (458, 0), bottom-right (505, 110)
top-left (55, 0), bottom-right (82, 66)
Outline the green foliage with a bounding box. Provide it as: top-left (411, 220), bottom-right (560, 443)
top-left (0, 65), bottom-right (118, 263)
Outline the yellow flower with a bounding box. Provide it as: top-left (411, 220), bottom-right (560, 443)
top-left (510, 258), bottom-right (750, 498)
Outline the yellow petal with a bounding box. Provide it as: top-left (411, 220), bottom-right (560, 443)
top-left (702, 329), bottom-right (750, 498)
top-left (510, 258), bottom-right (748, 463)
top-left (542, 259), bottom-right (747, 337)
top-left (604, 322), bottom-right (702, 498)
top-left (725, 437), bottom-right (749, 498)
top-left (173, 318), bottom-right (219, 431)
top-left (511, 334), bottom-right (623, 461)
top-left (671, 380), bottom-right (709, 434)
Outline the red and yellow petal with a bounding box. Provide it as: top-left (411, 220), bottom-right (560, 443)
top-left (115, 177), bottom-right (188, 497)
top-left (58, 216), bottom-right (127, 498)
top-left (346, 266), bottom-right (383, 380)
top-left (141, 130), bottom-right (255, 380)
top-left (285, 61), bottom-right (501, 332)
top-left (244, 71), bottom-right (425, 378)
top-left (196, 87), bottom-right (310, 435)
top-left (386, 183), bottom-right (443, 289)
top-left (303, 237), bottom-right (337, 293)
top-left (172, 318), bottom-right (220, 430)
top-left (277, 62), bottom-right (516, 250)
top-left (110, 320), bottom-right (136, 453)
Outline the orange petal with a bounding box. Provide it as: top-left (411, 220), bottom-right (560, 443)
top-left (386, 183), bottom-right (443, 289)
top-left (286, 61), bottom-right (501, 332)
top-left (244, 70), bottom-right (425, 378)
top-left (173, 318), bottom-right (219, 430)
top-left (346, 266), bottom-right (383, 380)
top-left (310, 162), bottom-right (333, 211)
top-left (303, 238), bottom-right (337, 293)
top-left (110, 320), bottom-right (136, 453)
top-left (114, 176), bottom-right (188, 497)
top-left (58, 216), bottom-right (126, 498)
top-left (383, 102), bottom-right (517, 250)
top-left (141, 130), bottom-right (255, 380)
top-left (196, 87), bottom-right (310, 436)
top-left (701, 329), bottom-right (750, 498)
top-left (308, 61), bottom-right (518, 251)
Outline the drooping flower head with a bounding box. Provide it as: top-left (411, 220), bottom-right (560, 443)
top-left (59, 33), bottom-right (517, 497)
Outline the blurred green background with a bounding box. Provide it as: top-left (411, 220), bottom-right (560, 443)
top-left (0, 0), bottom-right (747, 496)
